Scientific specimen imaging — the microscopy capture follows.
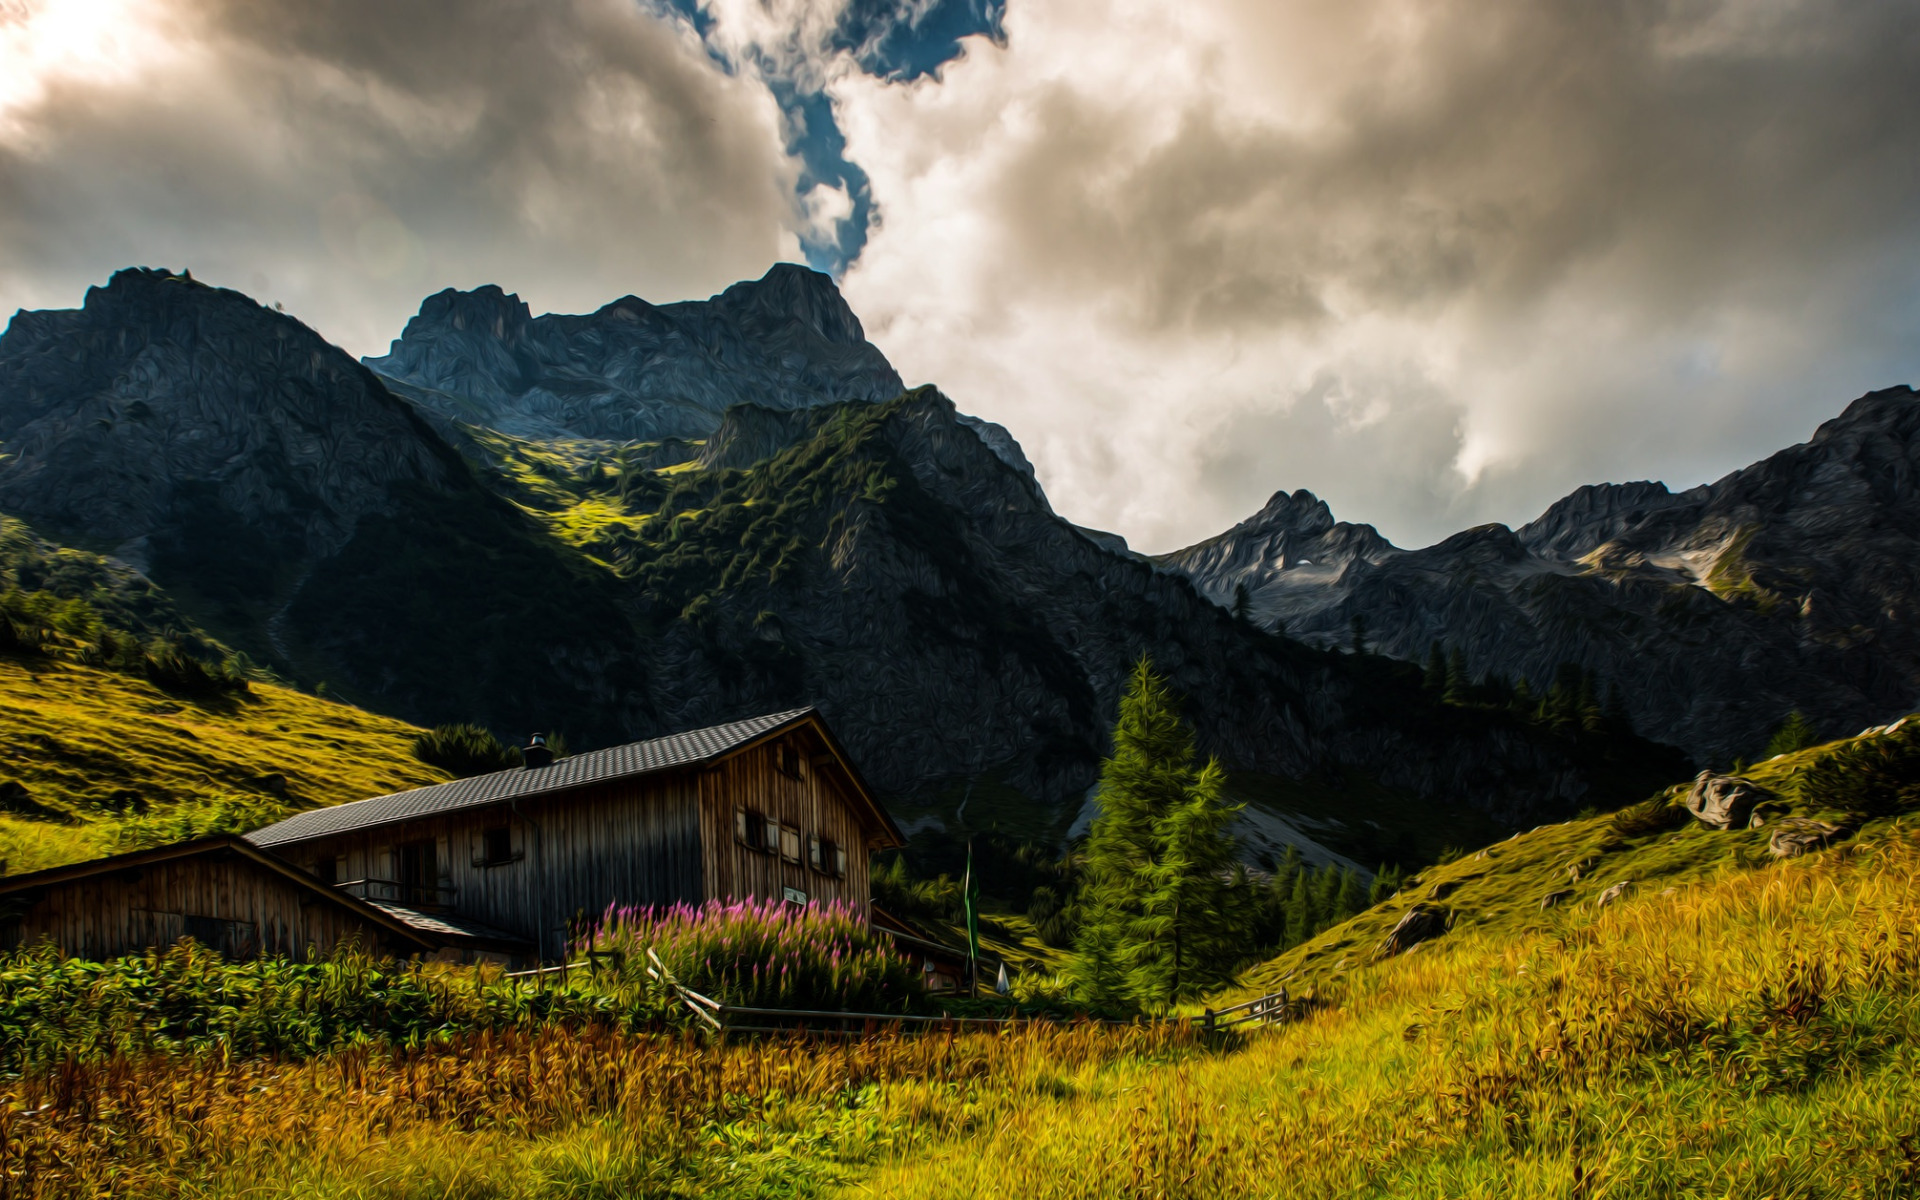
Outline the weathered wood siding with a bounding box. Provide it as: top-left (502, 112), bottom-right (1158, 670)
top-left (291, 774), bottom-right (703, 960)
top-left (698, 731), bottom-right (874, 914)
top-left (5, 856), bottom-right (409, 960)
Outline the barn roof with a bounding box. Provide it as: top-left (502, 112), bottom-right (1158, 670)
top-left (248, 707), bottom-right (901, 849)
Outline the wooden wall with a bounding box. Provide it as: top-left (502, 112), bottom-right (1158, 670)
top-left (698, 728), bottom-right (875, 915)
top-left (290, 774), bottom-right (703, 960)
top-left (3, 855), bottom-right (411, 960)
top-left (279, 724), bottom-right (886, 962)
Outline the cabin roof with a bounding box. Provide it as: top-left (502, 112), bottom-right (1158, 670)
top-left (0, 835), bottom-right (440, 952)
top-left (248, 707), bottom-right (902, 849)
top-left (366, 900), bottom-right (528, 950)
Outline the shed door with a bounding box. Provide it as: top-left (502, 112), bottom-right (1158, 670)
top-left (397, 838), bottom-right (438, 906)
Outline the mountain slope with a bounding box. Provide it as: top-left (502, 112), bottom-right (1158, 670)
top-left (1162, 386), bottom-right (1920, 765)
top-left (364, 263), bottom-right (904, 443)
top-left (0, 268), bottom-right (648, 744)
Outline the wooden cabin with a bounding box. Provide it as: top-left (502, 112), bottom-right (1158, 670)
top-left (246, 708), bottom-right (903, 961)
top-left (0, 836), bottom-right (526, 961)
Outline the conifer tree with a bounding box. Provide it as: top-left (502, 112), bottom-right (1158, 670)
top-left (1443, 648), bottom-right (1469, 705)
top-left (1072, 659), bottom-right (1247, 1009)
top-left (1349, 613), bottom-right (1369, 655)
top-left (1423, 641), bottom-right (1446, 693)
top-left (1764, 710), bottom-right (1821, 758)
top-left (1231, 582), bottom-right (1252, 623)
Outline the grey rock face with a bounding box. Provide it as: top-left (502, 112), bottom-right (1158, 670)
top-left (364, 264), bottom-right (904, 443)
top-left (1683, 771), bottom-right (1772, 830)
top-left (1161, 387), bottom-right (1920, 764)
top-left (630, 388), bottom-right (1666, 835)
top-left (0, 269), bottom-right (455, 557)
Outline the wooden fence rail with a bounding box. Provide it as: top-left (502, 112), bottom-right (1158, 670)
top-left (511, 948), bottom-right (1290, 1038)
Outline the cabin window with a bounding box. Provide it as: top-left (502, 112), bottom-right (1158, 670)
top-left (476, 826), bottom-right (517, 868)
top-left (764, 815), bottom-right (782, 855)
top-left (777, 743), bottom-right (801, 778)
top-left (778, 825), bottom-right (801, 865)
top-left (313, 854), bottom-right (338, 885)
top-left (807, 834), bottom-right (823, 871)
top-left (736, 807), bottom-right (771, 852)
top-left (184, 915), bottom-right (259, 959)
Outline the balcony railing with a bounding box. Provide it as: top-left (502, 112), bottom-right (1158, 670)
top-left (332, 877), bottom-right (458, 910)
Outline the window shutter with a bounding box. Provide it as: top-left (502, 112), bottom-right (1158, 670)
top-left (833, 845), bottom-right (847, 878)
top-left (808, 834), bottom-right (822, 870)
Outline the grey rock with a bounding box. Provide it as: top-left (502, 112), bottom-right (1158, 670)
top-left (1596, 881), bottom-right (1632, 907)
top-left (1376, 905), bottom-right (1449, 958)
top-left (365, 264), bottom-right (903, 444)
top-left (1767, 818), bottom-right (1846, 858)
top-left (1684, 771), bottom-right (1772, 830)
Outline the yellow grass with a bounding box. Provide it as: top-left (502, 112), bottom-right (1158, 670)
top-left (8, 823), bottom-right (1919, 1198)
top-left (0, 656), bottom-right (447, 874)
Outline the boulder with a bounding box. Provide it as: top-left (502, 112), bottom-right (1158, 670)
top-left (1376, 905), bottom-right (1450, 959)
top-left (1595, 881), bottom-right (1632, 907)
top-left (1684, 771), bottom-right (1773, 830)
top-left (1767, 818), bottom-right (1846, 859)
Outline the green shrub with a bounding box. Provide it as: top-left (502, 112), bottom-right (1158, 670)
top-left (412, 723), bottom-right (522, 777)
top-left (143, 641), bottom-right (249, 697)
top-left (1796, 719), bottom-right (1920, 818)
top-left (0, 942), bottom-right (657, 1069)
top-left (1611, 793), bottom-right (1692, 837)
top-left (115, 792), bottom-right (290, 849)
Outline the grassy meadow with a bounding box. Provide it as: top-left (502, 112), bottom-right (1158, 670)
top-left (10, 724), bottom-right (1920, 1197)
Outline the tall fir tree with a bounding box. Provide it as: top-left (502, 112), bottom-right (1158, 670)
top-left (1423, 641), bottom-right (1446, 693)
top-left (1072, 659), bottom-right (1247, 1010)
top-left (1764, 710), bottom-right (1821, 758)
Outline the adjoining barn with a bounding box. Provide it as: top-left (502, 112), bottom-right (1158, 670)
top-left (246, 708), bottom-right (905, 961)
top-left (0, 835), bottom-right (523, 961)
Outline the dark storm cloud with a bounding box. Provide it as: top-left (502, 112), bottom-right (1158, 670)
top-left (838, 0), bottom-right (1920, 549)
top-left (0, 0), bottom-right (806, 353)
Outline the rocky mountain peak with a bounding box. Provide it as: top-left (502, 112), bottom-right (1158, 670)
top-left (1245, 488), bottom-right (1339, 538)
top-left (403, 285), bottom-right (534, 346)
top-left (712, 262), bottom-right (869, 347)
top-left (365, 265), bottom-right (903, 444)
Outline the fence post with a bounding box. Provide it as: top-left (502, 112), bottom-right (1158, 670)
top-left (1203, 1007), bottom-right (1214, 1034)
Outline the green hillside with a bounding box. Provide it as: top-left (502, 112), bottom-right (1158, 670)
top-left (1234, 715), bottom-right (1920, 1000)
top-left (0, 655), bottom-right (447, 876)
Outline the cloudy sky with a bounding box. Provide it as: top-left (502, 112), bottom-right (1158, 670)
top-left (3, 0), bottom-right (1918, 551)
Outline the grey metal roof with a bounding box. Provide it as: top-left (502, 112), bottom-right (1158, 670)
top-left (366, 901), bottom-right (527, 946)
top-left (248, 708), bottom-right (814, 849)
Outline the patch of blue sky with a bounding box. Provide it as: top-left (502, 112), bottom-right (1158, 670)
top-left (648, 0), bottom-right (1006, 275)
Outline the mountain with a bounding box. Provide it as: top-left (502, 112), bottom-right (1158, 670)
top-left (0, 268), bottom-right (1689, 877)
top-left (363, 263), bottom-right (904, 444)
top-left (1160, 386), bottom-right (1920, 765)
top-left (0, 268), bottom-right (645, 743)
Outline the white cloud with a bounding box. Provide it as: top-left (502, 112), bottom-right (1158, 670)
top-left (0, 0), bottom-right (811, 355)
top-left (833, 0), bottom-right (1920, 550)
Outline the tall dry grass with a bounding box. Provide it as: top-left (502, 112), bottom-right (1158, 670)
top-left (9, 827), bottom-right (1920, 1198)
top-left (0, 1016), bottom-right (1195, 1199)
